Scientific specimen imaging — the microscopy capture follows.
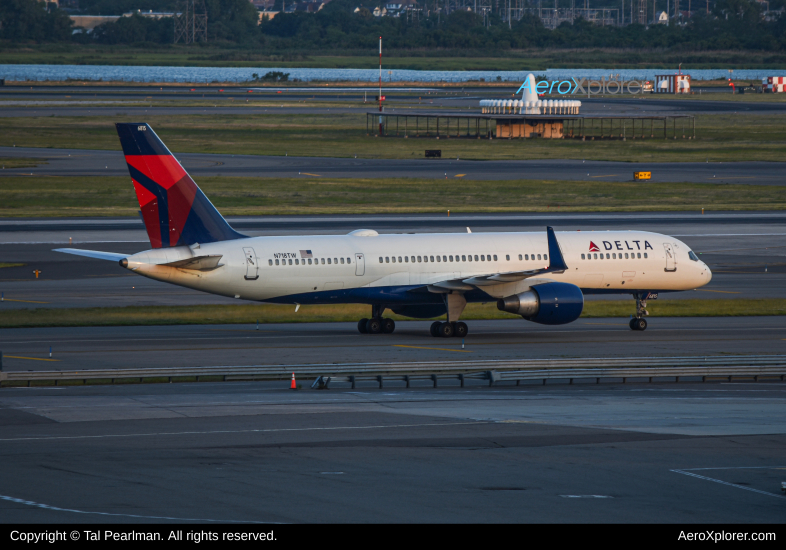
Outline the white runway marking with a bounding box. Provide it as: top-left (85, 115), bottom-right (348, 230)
top-left (670, 469), bottom-right (786, 500)
top-left (0, 421), bottom-right (485, 443)
top-left (0, 494), bottom-right (273, 523)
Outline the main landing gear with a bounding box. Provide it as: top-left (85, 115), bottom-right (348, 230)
top-left (357, 304), bottom-right (395, 335)
top-left (430, 321), bottom-right (469, 338)
top-left (629, 293), bottom-right (649, 331)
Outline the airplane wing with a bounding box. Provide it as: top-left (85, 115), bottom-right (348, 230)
top-left (53, 248), bottom-right (127, 262)
top-left (414, 226), bottom-right (568, 293)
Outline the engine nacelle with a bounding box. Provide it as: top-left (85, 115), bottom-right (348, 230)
top-left (496, 282), bottom-right (584, 325)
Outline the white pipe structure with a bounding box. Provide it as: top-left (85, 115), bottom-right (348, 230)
top-left (506, 99), bottom-right (513, 113)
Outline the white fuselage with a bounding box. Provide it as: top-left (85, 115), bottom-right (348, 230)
top-left (123, 230), bottom-right (712, 305)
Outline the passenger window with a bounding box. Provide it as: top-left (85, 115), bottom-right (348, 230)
top-left (449, 255), bottom-right (454, 262)
top-left (493, 255), bottom-right (498, 261)
top-left (644, 253), bottom-right (648, 258)
top-left (404, 256), bottom-right (409, 263)
top-left (537, 254), bottom-right (541, 260)
top-left (379, 257), bottom-right (383, 263)
top-left (468, 255), bottom-right (473, 262)
top-left (606, 253), bottom-right (610, 259)
top-left (328, 258), bottom-right (332, 264)
top-left (288, 259), bottom-right (293, 265)
top-left (461, 255), bottom-right (466, 261)
top-left (637, 253), bottom-right (641, 259)
top-left (385, 257), bottom-right (389, 263)
top-left (436, 256), bottom-right (441, 262)
top-left (269, 259), bottom-right (273, 266)
top-left (296, 259), bottom-right (299, 265)
top-left (321, 258), bottom-right (325, 264)
top-left (544, 254), bottom-right (548, 261)
top-left (335, 258), bottom-right (338, 264)
top-left (411, 256), bottom-right (415, 263)
top-left (443, 255), bottom-right (447, 262)
top-left (417, 256), bottom-right (422, 262)
top-left (480, 255), bottom-right (485, 261)
top-left (429, 256), bottom-right (434, 262)
top-left (612, 253), bottom-right (616, 259)
top-left (347, 258), bottom-right (351, 263)
top-left (506, 255), bottom-right (510, 261)
top-left (398, 257), bottom-right (402, 263)
top-left (340, 258), bottom-right (344, 264)
top-left (275, 259), bottom-right (280, 265)
top-left (308, 259), bottom-right (312, 265)
top-left (392, 257), bottom-right (396, 263)
top-left (581, 254), bottom-right (585, 260)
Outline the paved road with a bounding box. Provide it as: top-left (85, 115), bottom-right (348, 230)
top-left (1, 146), bottom-right (782, 183)
top-left (0, 380), bottom-right (783, 522)
top-left (2, 317), bottom-right (785, 373)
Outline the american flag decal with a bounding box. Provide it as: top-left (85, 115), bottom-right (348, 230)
top-left (300, 250), bottom-right (313, 258)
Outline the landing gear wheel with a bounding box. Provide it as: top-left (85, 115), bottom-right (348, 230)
top-left (358, 318), bottom-right (369, 334)
top-left (430, 321), bottom-right (442, 337)
top-left (634, 318), bottom-right (647, 331)
top-left (438, 322), bottom-right (454, 338)
top-left (454, 322), bottom-right (468, 338)
top-left (629, 318), bottom-right (636, 331)
top-left (366, 318), bottom-right (382, 334)
top-left (382, 318), bottom-right (396, 334)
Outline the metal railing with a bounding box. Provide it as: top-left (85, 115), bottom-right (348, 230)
top-left (1, 355), bottom-right (785, 388)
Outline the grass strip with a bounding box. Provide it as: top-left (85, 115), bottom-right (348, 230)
top-left (1, 299), bottom-right (783, 329)
top-left (0, 113), bottom-right (785, 163)
top-left (0, 263), bottom-right (26, 269)
top-left (0, 158), bottom-right (45, 169)
top-left (2, 176), bottom-right (785, 218)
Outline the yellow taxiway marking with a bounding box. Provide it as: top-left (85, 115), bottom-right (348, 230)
top-left (454, 174), bottom-right (466, 177)
top-left (590, 174), bottom-right (618, 178)
top-left (707, 176), bottom-right (754, 179)
top-left (583, 322), bottom-right (628, 326)
top-left (300, 173), bottom-right (321, 177)
top-left (394, 345), bottom-right (471, 353)
top-left (696, 289), bottom-right (741, 294)
top-left (1, 298), bottom-right (49, 304)
top-left (4, 356), bottom-right (59, 362)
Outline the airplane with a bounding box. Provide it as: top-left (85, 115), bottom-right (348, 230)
top-left (55, 123), bottom-right (712, 337)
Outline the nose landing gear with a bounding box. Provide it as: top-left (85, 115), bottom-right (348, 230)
top-left (630, 293), bottom-right (649, 331)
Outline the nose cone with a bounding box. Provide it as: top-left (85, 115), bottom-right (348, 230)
top-left (702, 263), bottom-right (712, 285)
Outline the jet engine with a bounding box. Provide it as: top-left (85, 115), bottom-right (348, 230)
top-left (496, 282), bottom-right (584, 325)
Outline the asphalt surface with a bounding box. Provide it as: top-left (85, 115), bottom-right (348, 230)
top-left (2, 316), bottom-right (786, 373)
top-left (0, 380), bottom-right (784, 522)
top-left (1, 146), bottom-right (783, 184)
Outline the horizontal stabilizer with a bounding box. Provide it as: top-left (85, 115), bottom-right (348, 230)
top-left (53, 248), bottom-right (127, 262)
top-left (161, 255), bottom-right (223, 271)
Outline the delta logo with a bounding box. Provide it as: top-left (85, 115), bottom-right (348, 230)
top-left (589, 240), bottom-right (654, 252)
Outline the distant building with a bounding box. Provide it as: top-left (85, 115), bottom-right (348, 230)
top-left (258, 10), bottom-right (279, 21)
top-left (656, 10), bottom-right (668, 23)
top-left (122, 10), bottom-right (177, 19)
top-left (70, 15), bottom-right (120, 31)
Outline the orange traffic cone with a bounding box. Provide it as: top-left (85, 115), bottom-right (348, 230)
top-left (290, 372), bottom-right (297, 390)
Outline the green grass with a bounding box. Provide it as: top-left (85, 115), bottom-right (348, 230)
top-left (1, 299), bottom-right (783, 329)
top-left (0, 112), bottom-right (785, 162)
top-left (2, 45), bottom-right (786, 70)
top-left (2, 175), bottom-right (785, 217)
top-left (0, 263), bottom-right (25, 268)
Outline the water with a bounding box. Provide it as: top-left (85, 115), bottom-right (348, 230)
top-left (0, 64), bottom-right (776, 83)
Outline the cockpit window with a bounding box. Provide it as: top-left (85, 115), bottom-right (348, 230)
top-left (688, 251), bottom-right (699, 262)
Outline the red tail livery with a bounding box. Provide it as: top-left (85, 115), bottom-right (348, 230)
top-left (116, 123), bottom-right (244, 248)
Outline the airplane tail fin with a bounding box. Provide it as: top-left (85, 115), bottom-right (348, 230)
top-left (115, 123), bottom-right (245, 249)
top-left (521, 73), bottom-right (540, 114)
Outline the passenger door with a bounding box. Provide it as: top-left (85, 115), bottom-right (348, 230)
top-left (355, 253), bottom-right (365, 276)
top-left (663, 243), bottom-right (676, 272)
top-left (243, 247), bottom-right (259, 280)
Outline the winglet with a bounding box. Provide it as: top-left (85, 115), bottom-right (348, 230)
top-left (546, 227), bottom-right (568, 272)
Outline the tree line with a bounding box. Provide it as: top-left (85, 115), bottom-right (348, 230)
top-left (2, 0), bottom-right (784, 52)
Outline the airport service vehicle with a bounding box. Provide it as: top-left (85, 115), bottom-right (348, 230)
top-left (55, 123), bottom-right (712, 336)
